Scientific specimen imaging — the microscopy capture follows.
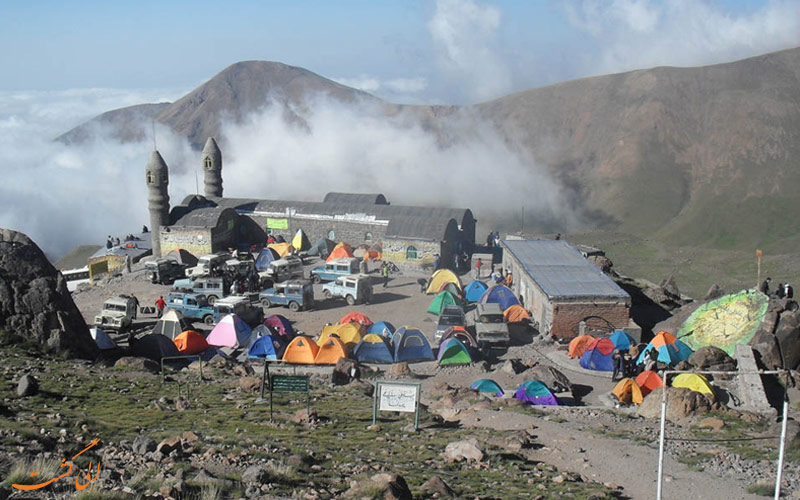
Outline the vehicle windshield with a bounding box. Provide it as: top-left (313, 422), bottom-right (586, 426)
top-left (102, 303), bottom-right (127, 312)
top-left (438, 315), bottom-right (463, 326)
top-left (480, 314), bottom-right (505, 323)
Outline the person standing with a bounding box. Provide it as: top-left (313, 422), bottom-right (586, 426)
top-left (382, 262), bottom-right (389, 288)
top-left (131, 294), bottom-right (139, 319)
top-left (155, 296), bottom-right (166, 318)
top-left (124, 254), bottom-right (132, 273)
top-left (475, 258), bottom-right (483, 279)
top-left (785, 283), bottom-right (794, 299)
top-left (760, 277), bottom-right (771, 295)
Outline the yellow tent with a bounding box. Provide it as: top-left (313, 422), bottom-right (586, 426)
top-left (268, 242), bottom-right (293, 257)
top-left (425, 269), bottom-right (462, 295)
top-left (318, 323), bottom-right (363, 347)
top-left (291, 229), bottom-right (311, 251)
top-left (672, 373), bottom-right (714, 396)
top-left (612, 378), bottom-right (644, 405)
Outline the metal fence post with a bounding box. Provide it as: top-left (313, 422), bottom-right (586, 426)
top-left (774, 378), bottom-right (789, 500)
top-left (656, 370), bottom-right (669, 500)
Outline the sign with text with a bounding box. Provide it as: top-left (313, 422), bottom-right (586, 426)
top-left (266, 218), bottom-right (289, 230)
top-left (271, 375), bottom-right (309, 393)
top-left (373, 381), bottom-right (421, 429)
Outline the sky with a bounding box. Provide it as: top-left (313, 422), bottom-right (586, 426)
top-left (0, 0), bottom-right (798, 259)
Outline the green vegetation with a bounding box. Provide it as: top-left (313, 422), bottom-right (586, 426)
top-left (747, 482), bottom-right (777, 496)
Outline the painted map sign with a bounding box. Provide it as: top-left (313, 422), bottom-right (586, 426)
top-left (377, 383), bottom-right (418, 413)
top-left (678, 290), bottom-right (769, 356)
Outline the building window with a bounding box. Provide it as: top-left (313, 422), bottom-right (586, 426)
top-left (328, 230), bottom-right (336, 240)
top-left (146, 172), bottom-right (155, 184)
top-left (365, 232), bottom-right (372, 242)
top-left (204, 157), bottom-right (213, 170)
top-left (406, 246), bottom-right (419, 260)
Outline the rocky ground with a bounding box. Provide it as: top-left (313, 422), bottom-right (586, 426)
top-left (1, 257), bottom-right (798, 499)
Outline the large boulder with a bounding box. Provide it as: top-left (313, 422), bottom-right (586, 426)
top-left (528, 364), bottom-right (572, 394)
top-left (637, 387), bottom-right (719, 421)
top-left (749, 329), bottom-right (783, 369)
top-left (775, 311), bottom-right (800, 370)
top-left (689, 346), bottom-right (737, 372)
top-left (0, 229), bottom-right (97, 359)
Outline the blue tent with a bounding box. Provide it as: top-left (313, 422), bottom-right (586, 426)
top-left (579, 338), bottom-right (615, 371)
top-left (248, 333), bottom-right (287, 360)
top-left (608, 330), bottom-right (634, 351)
top-left (471, 379), bottom-right (504, 396)
top-left (479, 285), bottom-right (520, 310)
top-left (255, 247), bottom-right (279, 271)
top-left (366, 321), bottom-right (395, 338)
top-left (353, 334), bottom-right (394, 363)
top-left (464, 281), bottom-right (488, 303)
top-left (392, 326), bottom-right (435, 362)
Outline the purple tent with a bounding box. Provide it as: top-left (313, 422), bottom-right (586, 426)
top-left (264, 314), bottom-right (293, 337)
top-left (514, 381), bottom-right (559, 405)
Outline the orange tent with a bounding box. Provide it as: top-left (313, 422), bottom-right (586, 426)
top-left (315, 337), bottom-right (348, 365)
top-left (173, 330), bottom-right (209, 354)
top-left (568, 334), bottom-right (595, 359)
top-left (282, 336), bottom-right (320, 364)
top-left (635, 370), bottom-right (664, 396)
top-left (268, 242), bottom-right (293, 257)
top-left (326, 242), bottom-right (354, 262)
top-left (504, 305), bottom-right (531, 323)
top-left (612, 378), bottom-right (644, 405)
top-left (339, 312), bottom-right (373, 326)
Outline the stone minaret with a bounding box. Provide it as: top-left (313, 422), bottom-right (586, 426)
top-left (146, 150), bottom-right (170, 258)
top-left (202, 137), bottom-right (223, 197)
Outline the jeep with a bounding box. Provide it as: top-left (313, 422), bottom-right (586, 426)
top-left (213, 295), bottom-right (265, 326)
top-left (472, 303), bottom-right (510, 345)
top-left (322, 274), bottom-right (373, 306)
top-left (435, 305), bottom-right (466, 341)
top-left (94, 295), bottom-right (137, 331)
top-left (172, 276), bottom-right (227, 304)
top-left (165, 292), bottom-right (215, 325)
top-left (145, 258), bottom-right (186, 285)
top-left (309, 257), bottom-right (361, 283)
top-left (259, 281), bottom-right (314, 312)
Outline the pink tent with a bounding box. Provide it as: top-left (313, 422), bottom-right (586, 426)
top-left (206, 314), bottom-right (253, 348)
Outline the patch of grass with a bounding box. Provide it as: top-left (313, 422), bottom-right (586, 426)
top-left (677, 451), bottom-right (716, 471)
top-left (3, 456), bottom-right (62, 487)
top-left (747, 482), bottom-right (776, 496)
top-left (75, 491), bottom-right (134, 500)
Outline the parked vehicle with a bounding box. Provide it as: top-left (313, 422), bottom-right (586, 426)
top-left (172, 276), bottom-right (227, 304)
top-left (322, 274), bottom-right (373, 306)
top-left (222, 258), bottom-right (255, 280)
top-left (472, 303), bottom-right (510, 346)
top-left (309, 257), bottom-right (361, 283)
top-left (165, 292), bottom-right (215, 325)
top-left (94, 294), bottom-right (138, 331)
top-left (435, 305), bottom-right (467, 341)
top-left (259, 281), bottom-right (314, 312)
top-left (145, 258), bottom-right (186, 285)
top-left (213, 295), bottom-right (265, 326)
top-left (187, 252), bottom-right (229, 278)
top-left (260, 255), bottom-right (304, 283)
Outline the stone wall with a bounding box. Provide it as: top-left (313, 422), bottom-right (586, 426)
top-left (160, 228), bottom-right (214, 257)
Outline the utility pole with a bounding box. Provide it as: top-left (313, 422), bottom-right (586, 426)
top-left (756, 249), bottom-right (762, 289)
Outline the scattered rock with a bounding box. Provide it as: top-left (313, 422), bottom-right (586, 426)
top-left (292, 408), bottom-right (317, 424)
top-left (697, 417), bottom-right (725, 430)
top-left (132, 435), bottom-right (156, 455)
top-left (421, 475), bottom-right (455, 497)
top-left (749, 329), bottom-right (783, 369)
top-left (388, 362), bottom-right (411, 378)
top-left (500, 359), bottom-right (526, 375)
top-left (233, 364), bottom-right (254, 377)
top-left (332, 358), bottom-right (361, 385)
top-left (660, 275), bottom-right (681, 299)
top-left (192, 469), bottom-right (232, 487)
top-left (114, 356), bottom-right (160, 374)
top-left (442, 439), bottom-right (484, 462)
top-left (16, 374), bottom-right (39, 397)
top-left (674, 360), bottom-right (692, 371)
top-left (239, 376), bottom-right (261, 392)
top-left (242, 464), bottom-right (270, 484)
top-left (587, 255), bottom-right (614, 274)
top-left (156, 436), bottom-right (182, 456)
top-left (638, 387), bottom-right (718, 421)
top-left (775, 314), bottom-right (800, 370)
top-left (345, 473), bottom-right (412, 500)
top-left (528, 364), bottom-right (572, 394)
top-left (689, 346), bottom-right (737, 371)
top-left (704, 284), bottom-right (725, 301)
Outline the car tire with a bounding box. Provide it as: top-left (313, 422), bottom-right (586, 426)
top-left (207, 295), bottom-right (217, 305)
top-left (203, 315), bottom-right (214, 325)
top-left (313, 275), bottom-right (321, 284)
top-left (324, 290), bottom-right (333, 300)
top-left (346, 295), bottom-right (356, 306)
top-left (288, 301), bottom-right (300, 312)
top-left (261, 298), bottom-right (271, 308)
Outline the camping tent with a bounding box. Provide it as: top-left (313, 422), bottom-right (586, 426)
top-left (165, 248), bottom-right (198, 267)
top-left (152, 309), bottom-right (191, 340)
top-left (364, 243), bottom-right (383, 261)
top-left (268, 242), bottom-right (293, 258)
top-left (440, 326), bottom-right (477, 348)
top-left (130, 334), bottom-right (181, 361)
top-left (612, 378), bottom-right (644, 405)
top-left (264, 314), bottom-right (293, 337)
top-left (635, 370), bottom-right (663, 397)
top-left (636, 331), bottom-right (693, 366)
top-left (579, 337), bottom-right (615, 371)
top-left (326, 242), bottom-right (354, 262)
top-left (247, 333), bottom-right (287, 360)
top-left (282, 336), bottom-right (319, 364)
top-left (366, 321), bottom-right (395, 337)
top-left (308, 238), bottom-right (335, 258)
top-left (255, 247), bottom-right (280, 271)
top-left (504, 305), bottom-right (531, 323)
top-left (353, 334), bottom-right (394, 363)
top-left (173, 330), bottom-right (209, 354)
top-left (471, 379), bottom-right (504, 396)
top-left (90, 327), bottom-right (117, 350)
top-left (427, 291), bottom-right (461, 314)
top-left (319, 323), bottom-right (363, 347)
top-left (479, 285), bottom-right (520, 311)
top-left (206, 314), bottom-right (253, 348)
top-left (291, 229), bottom-right (311, 251)
top-left (609, 330), bottom-right (634, 351)
top-left (464, 280), bottom-right (488, 303)
top-left (672, 373), bottom-right (714, 396)
top-left (426, 269), bottom-right (462, 294)
top-left (514, 381), bottom-right (559, 405)
top-left (315, 337), bottom-right (349, 365)
top-left (568, 335), bottom-right (595, 359)
top-left (339, 312), bottom-right (373, 326)
top-left (392, 327), bottom-right (435, 362)
top-left (437, 338), bottom-right (473, 365)
top-left (439, 282), bottom-right (462, 299)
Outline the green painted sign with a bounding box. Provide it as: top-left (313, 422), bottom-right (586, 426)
top-left (271, 375), bottom-right (309, 393)
top-left (267, 218), bottom-right (289, 230)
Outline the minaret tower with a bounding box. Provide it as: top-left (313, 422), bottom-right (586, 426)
top-left (202, 137), bottom-right (223, 197)
top-left (146, 150), bottom-right (170, 258)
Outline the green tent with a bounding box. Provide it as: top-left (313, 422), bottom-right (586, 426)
top-left (437, 338), bottom-right (473, 365)
top-left (441, 282), bottom-right (462, 300)
top-left (428, 291), bottom-right (460, 315)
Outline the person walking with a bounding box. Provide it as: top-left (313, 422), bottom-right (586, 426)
top-left (155, 296), bottom-right (166, 318)
top-left (475, 258), bottom-right (483, 279)
top-left (131, 294), bottom-right (139, 319)
top-left (382, 262), bottom-right (389, 288)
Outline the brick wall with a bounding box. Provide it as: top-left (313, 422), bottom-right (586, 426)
top-left (550, 301), bottom-right (630, 341)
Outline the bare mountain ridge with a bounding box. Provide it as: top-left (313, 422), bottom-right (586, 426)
top-left (57, 48), bottom-right (800, 250)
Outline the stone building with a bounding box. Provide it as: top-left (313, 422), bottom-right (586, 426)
top-left (500, 239), bottom-right (633, 341)
top-left (148, 139), bottom-right (476, 269)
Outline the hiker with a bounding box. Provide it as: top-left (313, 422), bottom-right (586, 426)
top-left (612, 349), bottom-right (627, 381)
top-left (627, 345), bottom-right (640, 377)
top-left (131, 294), bottom-right (139, 319)
top-left (433, 254), bottom-right (440, 271)
top-left (486, 232), bottom-right (494, 248)
top-left (475, 258), bottom-right (483, 279)
top-left (113, 236), bottom-right (120, 247)
top-left (106, 236), bottom-right (113, 249)
top-left (267, 235), bottom-right (275, 244)
top-left (142, 225), bottom-right (148, 233)
top-left (760, 277), bottom-right (771, 295)
top-left (491, 267), bottom-right (503, 283)
top-left (776, 283), bottom-right (785, 299)
top-left (504, 271), bottom-right (513, 287)
top-left (785, 283), bottom-right (794, 299)
top-left (643, 349), bottom-right (658, 372)
top-left (155, 296), bottom-right (166, 318)
top-left (382, 261), bottom-right (389, 288)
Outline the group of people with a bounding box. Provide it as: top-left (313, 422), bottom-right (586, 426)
top-left (485, 231), bottom-right (500, 248)
top-left (611, 344), bottom-right (659, 381)
top-left (489, 266), bottom-right (513, 287)
top-left (760, 277), bottom-right (794, 299)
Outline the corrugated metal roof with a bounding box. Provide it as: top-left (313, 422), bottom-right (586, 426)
top-left (385, 216), bottom-right (456, 241)
top-left (172, 207), bottom-right (232, 227)
top-left (502, 240), bottom-right (629, 300)
top-left (323, 192), bottom-right (389, 205)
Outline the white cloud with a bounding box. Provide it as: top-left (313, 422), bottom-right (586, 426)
top-left (428, 0), bottom-right (512, 103)
top-left (565, 0), bottom-right (800, 75)
top-left (332, 75), bottom-right (428, 98)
